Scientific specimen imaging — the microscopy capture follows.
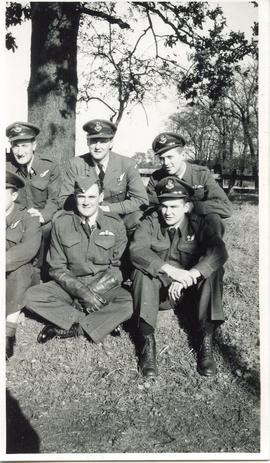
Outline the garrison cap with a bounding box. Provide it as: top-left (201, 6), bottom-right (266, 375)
top-left (83, 119), bottom-right (117, 140)
top-left (152, 132), bottom-right (186, 156)
top-left (74, 173), bottom-right (100, 194)
top-left (156, 176), bottom-right (194, 200)
top-left (6, 122), bottom-right (40, 142)
top-left (6, 170), bottom-right (25, 190)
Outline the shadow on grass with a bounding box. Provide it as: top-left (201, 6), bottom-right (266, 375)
top-left (6, 389), bottom-right (40, 453)
top-left (215, 337), bottom-right (260, 398)
top-left (174, 302), bottom-right (260, 398)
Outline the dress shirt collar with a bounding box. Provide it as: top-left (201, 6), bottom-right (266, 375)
top-left (93, 153), bottom-right (110, 173)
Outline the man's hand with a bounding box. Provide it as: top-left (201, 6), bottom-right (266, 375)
top-left (27, 208), bottom-right (45, 224)
top-left (100, 205), bottom-right (110, 212)
top-left (161, 264), bottom-right (199, 288)
top-left (168, 281), bottom-right (184, 304)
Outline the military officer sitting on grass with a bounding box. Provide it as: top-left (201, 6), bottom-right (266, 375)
top-left (6, 122), bottom-right (61, 279)
top-left (6, 171), bottom-right (42, 359)
top-left (147, 132), bottom-right (232, 236)
top-left (59, 119), bottom-right (149, 233)
top-left (24, 173), bottom-right (133, 345)
top-left (130, 176), bottom-right (228, 378)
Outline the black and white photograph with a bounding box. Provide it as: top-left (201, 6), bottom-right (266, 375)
top-left (2, 0), bottom-right (269, 459)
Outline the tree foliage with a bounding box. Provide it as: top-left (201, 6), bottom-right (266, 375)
top-left (168, 62), bottom-right (258, 171)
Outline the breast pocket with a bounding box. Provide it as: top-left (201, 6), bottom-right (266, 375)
top-left (31, 176), bottom-right (50, 192)
top-left (6, 225), bottom-right (24, 247)
top-left (151, 239), bottom-right (170, 258)
top-left (93, 235), bottom-right (116, 264)
top-left (178, 240), bottom-right (201, 268)
top-left (106, 177), bottom-right (127, 203)
top-left (61, 235), bottom-right (81, 262)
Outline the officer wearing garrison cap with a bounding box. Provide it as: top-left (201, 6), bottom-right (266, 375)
top-left (6, 170), bottom-right (42, 359)
top-left (147, 132), bottom-right (232, 236)
top-left (59, 119), bottom-right (149, 232)
top-left (130, 176), bottom-right (228, 378)
top-left (24, 173), bottom-right (133, 346)
top-left (6, 122), bottom-right (61, 276)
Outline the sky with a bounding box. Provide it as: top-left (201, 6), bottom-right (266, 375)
top-left (4, 1), bottom-right (258, 157)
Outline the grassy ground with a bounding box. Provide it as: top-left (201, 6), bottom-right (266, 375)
top-left (6, 193), bottom-right (260, 454)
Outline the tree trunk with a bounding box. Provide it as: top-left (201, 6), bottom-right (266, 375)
top-left (28, 2), bottom-right (80, 166)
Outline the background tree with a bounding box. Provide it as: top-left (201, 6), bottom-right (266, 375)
top-left (168, 61), bottom-right (258, 176)
top-left (6, 1), bottom-right (257, 166)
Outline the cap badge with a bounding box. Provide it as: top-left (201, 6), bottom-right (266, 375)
top-left (94, 122), bottom-right (102, 132)
top-left (14, 125), bottom-right (22, 133)
top-left (166, 179), bottom-right (175, 190)
top-left (159, 135), bottom-right (167, 144)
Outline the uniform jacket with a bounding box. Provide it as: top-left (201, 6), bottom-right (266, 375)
top-left (6, 203), bottom-right (42, 273)
top-left (147, 162), bottom-right (232, 218)
top-left (130, 210), bottom-right (228, 280)
top-left (48, 208), bottom-right (128, 284)
top-left (6, 153), bottom-right (61, 224)
top-left (59, 151), bottom-right (149, 215)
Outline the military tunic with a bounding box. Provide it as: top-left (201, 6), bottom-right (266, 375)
top-left (130, 210), bottom-right (228, 329)
top-left (24, 208), bottom-right (133, 343)
top-left (6, 152), bottom-right (61, 226)
top-left (6, 203), bottom-right (42, 316)
top-left (59, 151), bottom-right (149, 230)
top-left (147, 162), bottom-right (232, 218)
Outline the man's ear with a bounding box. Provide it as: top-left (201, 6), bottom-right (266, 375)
top-left (33, 140), bottom-right (37, 152)
top-left (99, 192), bottom-right (104, 204)
top-left (12, 191), bottom-right (18, 202)
top-left (184, 201), bottom-right (193, 214)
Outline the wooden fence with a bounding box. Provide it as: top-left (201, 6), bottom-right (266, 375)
top-left (139, 168), bottom-right (258, 192)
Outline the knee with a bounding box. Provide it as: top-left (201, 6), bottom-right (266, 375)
top-left (124, 211), bottom-right (143, 233)
top-left (23, 284), bottom-right (41, 308)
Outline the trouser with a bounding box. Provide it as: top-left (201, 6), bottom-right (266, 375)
top-left (24, 281), bottom-right (133, 343)
top-left (132, 268), bottom-right (225, 330)
top-left (6, 264), bottom-right (35, 316)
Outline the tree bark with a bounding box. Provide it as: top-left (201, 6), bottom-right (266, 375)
top-left (28, 2), bottom-right (80, 166)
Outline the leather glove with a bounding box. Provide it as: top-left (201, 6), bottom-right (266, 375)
top-left (81, 269), bottom-right (121, 313)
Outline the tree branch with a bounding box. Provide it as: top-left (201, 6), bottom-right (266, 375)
top-left (80, 6), bottom-right (131, 29)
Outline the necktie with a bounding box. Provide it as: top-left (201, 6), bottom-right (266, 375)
top-left (82, 222), bottom-right (95, 237)
top-left (167, 227), bottom-right (176, 243)
top-left (20, 166), bottom-right (28, 178)
top-left (97, 163), bottom-right (105, 186)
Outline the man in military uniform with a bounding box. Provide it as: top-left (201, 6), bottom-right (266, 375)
top-left (147, 132), bottom-right (232, 235)
top-left (59, 119), bottom-right (149, 233)
top-left (130, 176), bottom-right (228, 378)
top-left (6, 171), bottom-right (42, 359)
top-left (24, 174), bottom-right (133, 345)
top-left (6, 122), bottom-right (61, 276)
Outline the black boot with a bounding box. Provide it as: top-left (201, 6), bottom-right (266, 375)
top-left (197, 332), bottom-right (217, 376)
top-left (138, 333), bottom-right (158, 378)
top-left (37, 323), bottom-right (82, 344)
top-left (6, 335), bottom-right (16, 359)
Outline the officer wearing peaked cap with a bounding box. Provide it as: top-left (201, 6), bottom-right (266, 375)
top-left (6, 121), bottom-right (61, 278)
top-left (147, 131), bottom-right (232, 237)
top-left (59, 119), bottom-right (149, 233)
top-left (130, 175), bottom-right (228, 378)
top-left (24, 173), bottom-right (133, 347)
top-left (6, 170), bottom-right (42, 359)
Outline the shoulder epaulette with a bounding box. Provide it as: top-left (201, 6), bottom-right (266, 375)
top-left (52, 209), bottom-right (73, 223)
top-left (103, 211), bottom-right (123, 222)
top-left (190, 163), bottom-right (209, 172)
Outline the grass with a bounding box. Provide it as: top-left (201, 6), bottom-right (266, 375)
top-left (6, 193), bottom-right (260, 454)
